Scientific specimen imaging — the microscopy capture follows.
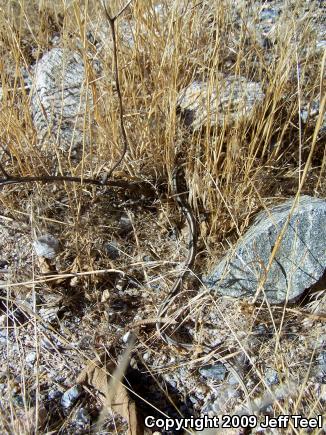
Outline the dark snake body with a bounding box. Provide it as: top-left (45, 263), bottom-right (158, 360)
top-left (156, 164), bottom-right (198, 345)
top-left (155, 169), bottom-right (251, 409)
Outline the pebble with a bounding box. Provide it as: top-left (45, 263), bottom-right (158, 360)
top-left (33, 234), bottom-right (59, 259)
top-left (104, 240), bottom-right (120, 260)
top-left (199, 363), bottom-right (227, 381)
top-left (61, 385), bottom-right (83, 409)
top-left (264, 367), bottom-right (279, 386)
top-left (122, 331), bottom-right (131, 343)
top-left (118, 215), bottom-right (133, 235)
top-left (25, 352), bottom-right (36, 365)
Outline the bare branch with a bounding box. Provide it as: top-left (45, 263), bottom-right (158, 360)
top-left (0, 174), bottom-right (154, 195)
top-left (102, 0), bottom-right (132, 177)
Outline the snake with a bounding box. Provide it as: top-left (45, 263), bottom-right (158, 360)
top-left (154, 165), bottom-right (252, 412)
top-left (155, 163), bottom-right (198, 346)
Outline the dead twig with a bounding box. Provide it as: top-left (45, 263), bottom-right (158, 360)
top-left (102, 0), bottom-right (133, 177)
top-left (0, 173), bottom-right (153, 195)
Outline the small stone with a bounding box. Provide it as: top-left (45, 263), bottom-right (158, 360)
top-left (122, 331), bottom-right (131, 343)
top-left (226, 385), bottom-right (240, 399)
top-left (61, 385), bottom-right (83, 409)
top-left (264, 367), bottom-right (279, 386)
top-left (142, 255), bottom-right (154, 262)
top-left (101, 289), bottom-right (110, 303)
top-left (25, 352), bottom-right (36, 365)
top-left (104, 240), bottom-right (120, 260)
top-left (199, 363), bottom-right (227, 381)
top-left (33, 234), bottom-right (59, 259)
top-left (260, 8), bottom-right (279, 22)
top-left (119, 215), bottom-right (132, 234)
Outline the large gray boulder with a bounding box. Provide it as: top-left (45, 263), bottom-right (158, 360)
top-left (177, 75), bottom-right (264, 130)
top-left (204, 196), bottom-right (326, 304)
top-left (31, 48), bottom-right (93, 153)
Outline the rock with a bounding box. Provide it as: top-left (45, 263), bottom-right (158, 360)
top-left (177, 75), bottom-right (264, 130)
top-left (199, 363), bottom-right (227, 381)
top-left (25, 352), bottom-right (36, 365)
top-left (104, 240), bottom-right (120, 260)
top-left (122, 331), bottom-right (131, 343)
top-left (61, 385), bottom-right (83, 409)
top-left (33, 234), bottom-right (59, 259)
top-left (264, 367), bottom-right (279, 386)
top-left (204, 196), bottom-right (326, 304)
top-left (30, 48), bottom-right (92, 153)
top-left (229, 1), bottom-right (325, 59)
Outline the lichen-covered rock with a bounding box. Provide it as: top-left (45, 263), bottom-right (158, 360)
top-left (177, 75), bottom-right (264, 130)
top-left (30, 48), bottom-right (93, 152)
top-left (204, 196), bottom-right (326, 304)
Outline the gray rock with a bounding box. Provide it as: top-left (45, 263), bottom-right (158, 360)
top-left (264, 367), bottom-right (279, 386)
top-left (204, 196), bottom-right (326, 304)
top-left (30, 48), bottom-right (92, 152)
top-left (25, 352), bottom-right (36, 365)
top-left (177, 75), bottom-right (264, 130)
top-left (199, 363), bottom-right (227, 381)
top-left (61, 385), bottom-right (83, 409)
top-left (104, 240), bottom-right (120, 260)
top-left (33, 234), bottom-right (59, 259)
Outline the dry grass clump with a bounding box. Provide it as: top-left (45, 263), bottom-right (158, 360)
top-left (0, 0), bottom-right (325, 433)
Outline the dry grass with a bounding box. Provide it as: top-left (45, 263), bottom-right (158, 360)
top-left (0, 0), bottom-right (325, 433)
